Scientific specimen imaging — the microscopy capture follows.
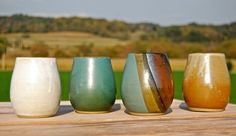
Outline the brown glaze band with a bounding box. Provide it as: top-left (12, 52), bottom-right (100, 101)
top-left (134, 53), bottom-right (173, 113)
top-left (146, 53), bottom-right (174, 110)
top-left (135, 54), bottom-right (160, 112)
top-left (143, 54), bottom-right (166, 112)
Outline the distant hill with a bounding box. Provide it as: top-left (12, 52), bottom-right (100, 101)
top-left (0, 14), bottom-right (236, 43)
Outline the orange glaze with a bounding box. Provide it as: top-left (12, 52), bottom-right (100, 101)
top-left (183, 74), bottom-right (230, 109)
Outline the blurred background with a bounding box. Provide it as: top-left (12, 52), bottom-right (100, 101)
top-left (0, 0), bottom-right (236, 102)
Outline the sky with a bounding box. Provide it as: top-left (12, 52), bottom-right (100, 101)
top-left (0, 0), bottom-right (236, 26)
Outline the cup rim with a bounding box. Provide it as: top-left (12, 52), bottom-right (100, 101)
top-left (129, 52), bottom-right (167, 55)
top-left (16, 57), bottom-right (56, 60)
top-left (74, 57), bottom-right (110, 60)
top-left (188, 53), bottom-right (225, 57)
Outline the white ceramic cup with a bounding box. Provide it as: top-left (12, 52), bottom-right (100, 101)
top-left (10, 57), bottom-right (61, 118)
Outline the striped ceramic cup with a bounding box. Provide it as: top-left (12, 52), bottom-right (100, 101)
top-left (121, 53), bottom-right (174, 115)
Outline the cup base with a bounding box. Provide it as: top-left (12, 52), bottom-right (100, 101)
top-left (188, 107), bottom-right (225, 112)
top-left (127, 111), bottom-right (165, 116)
top-left (17, 114), bottom-right (53, 118)
top-left (75, 110), bottom-right (110, 114)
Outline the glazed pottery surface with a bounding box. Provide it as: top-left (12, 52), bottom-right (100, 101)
top-left (10, 57), bottom-right (61, 117)
top-left (70, 57), bottom-right (116, 113)
top-left (121, 53), bottom-right (174, 115)
top-left (183, 53), bottom-right (230, 111)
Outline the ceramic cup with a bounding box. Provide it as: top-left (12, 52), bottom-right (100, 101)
top-left (183, 53), bottom-right (231, 112)
top-left (121, 53), bottom-right (174, 115)
top-left (69, 57), bottom-right (116, 113)
top-left (10, 57), bottom-right (61, 118)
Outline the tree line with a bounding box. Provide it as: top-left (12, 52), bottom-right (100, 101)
top-left (0, 14), bottom-right (236, 43)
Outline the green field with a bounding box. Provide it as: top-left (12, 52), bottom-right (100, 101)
top-left (1, 32), bottom-right (128, 48)
top-left (0, 71), bottom-right (236, 103)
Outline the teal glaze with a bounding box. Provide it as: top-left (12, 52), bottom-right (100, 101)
top-left (121, 54), bottom-right (148, 113)
top-left (69, 57), bottom-right (116, 112)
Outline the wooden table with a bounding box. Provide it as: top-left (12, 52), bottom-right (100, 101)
top-left (1, 99), bottom-right (236, 136)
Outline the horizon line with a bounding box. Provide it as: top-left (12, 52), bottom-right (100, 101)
top-left (0, 13), bottom-right (236, 27)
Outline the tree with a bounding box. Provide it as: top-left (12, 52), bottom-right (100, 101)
top-left (165, 26), bottom-right (183, 42)
top-left (0, 37), bottom-right (8, 70)
top-left (227, 60), bottom-right (233, 72)
top-left (77, 44), bottom-right (93, 56)
top-left (54, 49), bottom-right (67, 58)
top-left (186, 31), bottom-right (210, 42)
top-left (30, 44), bottom-right (49, 57)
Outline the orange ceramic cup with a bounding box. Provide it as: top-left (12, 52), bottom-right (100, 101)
top-left (183, 53), bottom-right (231, 112)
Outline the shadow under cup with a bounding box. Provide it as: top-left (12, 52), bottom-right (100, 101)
top-left (69, 57), bottom-right (116, 113)
top-left (183, 53), bottom-right (231, 112)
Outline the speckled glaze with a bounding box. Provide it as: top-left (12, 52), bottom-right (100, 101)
top-left (10, 57), bottom-right (61, 118)
top-left (121, 53), bottom-right (174, 115)
top-left (183, 53), bottom-right (231, 112)
top-left (69, 57), bottom-right (116, 113)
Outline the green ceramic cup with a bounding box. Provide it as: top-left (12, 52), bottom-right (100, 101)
top-left (69, 57), bottom-right (116, 114)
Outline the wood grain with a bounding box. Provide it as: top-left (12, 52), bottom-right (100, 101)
top-left (0, 100), bottom-right (236, 136)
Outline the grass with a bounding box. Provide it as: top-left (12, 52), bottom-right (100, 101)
top-left (0, 58), bottom-right (127, 71)
top-left (0, 71), bottom-right (236, 104)
top-left (0, 71), bottom-right (12, 101)
top-left (2, 58), bottom-right (236, 71)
